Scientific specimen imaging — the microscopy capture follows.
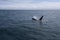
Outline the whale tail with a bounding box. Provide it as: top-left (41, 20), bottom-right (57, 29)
top-left (39, 16), bottom-right (43, 21)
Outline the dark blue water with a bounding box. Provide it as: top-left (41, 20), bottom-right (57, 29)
top-left (0, 10), bottom-right (60, 40)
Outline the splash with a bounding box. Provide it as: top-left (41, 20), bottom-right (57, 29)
top-left (32, 16), bottom-right (38, 20)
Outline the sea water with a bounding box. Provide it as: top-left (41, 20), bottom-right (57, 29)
top-left (0, 10), bottom-right (60, 40)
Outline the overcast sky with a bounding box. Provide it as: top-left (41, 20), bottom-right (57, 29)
top-left (0, 0), bottom-right (60, 10)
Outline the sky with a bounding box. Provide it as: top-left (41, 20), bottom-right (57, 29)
top-left (0, 0), bottom-right (60, 10)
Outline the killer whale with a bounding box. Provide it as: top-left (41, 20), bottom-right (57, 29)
top-left (32, 16), bottom-right (43, 21)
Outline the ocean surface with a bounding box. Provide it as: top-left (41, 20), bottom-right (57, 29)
top-left (0, 10), bottom-right (60, 40)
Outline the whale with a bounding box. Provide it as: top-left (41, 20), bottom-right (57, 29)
top-left (32, 16), bottom-right (43, 21)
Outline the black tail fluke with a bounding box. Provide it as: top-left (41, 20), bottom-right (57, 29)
top-left (39, 16), bottom-right (43, 21)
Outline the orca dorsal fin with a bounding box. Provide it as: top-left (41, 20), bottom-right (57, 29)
top-left (39, 16), bottom-right (43, 21)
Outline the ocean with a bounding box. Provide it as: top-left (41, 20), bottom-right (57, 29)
top-left (0, 10), bottom-right (60, 40)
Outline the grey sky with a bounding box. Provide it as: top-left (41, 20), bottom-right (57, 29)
top-left (0, 0), bottom-right (60, 9)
